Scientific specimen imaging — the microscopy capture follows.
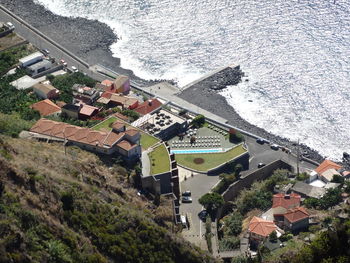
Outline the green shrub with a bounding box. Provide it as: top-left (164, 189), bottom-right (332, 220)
top-left (0, 113), bottom-right (33, 137)
top-left (191, 114), bottom-right (205, 128)
top-left (219, 236), bottom-right (240, 251)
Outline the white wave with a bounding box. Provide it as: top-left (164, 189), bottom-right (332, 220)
top-left (33, 0), bottom-right (350, 160)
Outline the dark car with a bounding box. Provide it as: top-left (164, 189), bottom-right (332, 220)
top-left (256, 138), bottom-right (265, 144)
top-left (182, 190), bottom-right (191, 196)
top-left (198, 210), bottom-right (208, 221)
top-left (270, 144), bottom-right (279, 150)
top-left (182, 196), bottom-right (192, 203)
top-left (42, 48), bottom-right (50, 56)
top-left (258, 163), bottom-right (266, 168)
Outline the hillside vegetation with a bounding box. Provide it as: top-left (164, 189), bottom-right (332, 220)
top-left (0, 135), bottom-right (216, 263)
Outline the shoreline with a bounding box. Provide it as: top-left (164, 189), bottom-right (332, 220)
top-left (1, 0), bottom-right (337, 165)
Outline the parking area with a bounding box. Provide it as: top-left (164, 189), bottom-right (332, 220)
top-left (180, 172), bottom-right (221, 249)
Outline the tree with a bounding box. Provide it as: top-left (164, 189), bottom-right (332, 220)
top-left (269, 231), bottom-right (277, 242)
top-left (229, 129), bottom-right (244, 143)
top-left (191, 114), bottom-right (205, 128)
top-left (199, 192), bottom-right (224, 215)
top-left (331, 174), bottom-right (344, 184)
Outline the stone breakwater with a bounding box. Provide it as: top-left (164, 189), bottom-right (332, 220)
top-left (178, 66), bottom-right (325, 164)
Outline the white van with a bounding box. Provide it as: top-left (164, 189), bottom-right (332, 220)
top-left (180, 215), bottom-right (187, 228)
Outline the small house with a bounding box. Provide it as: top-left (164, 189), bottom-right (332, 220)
top-left (134, 98), bottom-right (162, 116)
top-left (32, 82), bottom-right (59, 99)
top-left (28, 60), bottom-right (52, 76)
top-left (272, 193), bottom-right (301, 223)
top-left (248, 216), bottom-right (277, 247)
top-left (79, 104), bottom-right (99, 120)
top-left (30, 99), bottom-right (61, 117)
top-left (61, 104), bottom-right (81, 119)
top-left (72, 84), bottom-right (100, 105)
top-left (283, 207), bottom-right (309, 233)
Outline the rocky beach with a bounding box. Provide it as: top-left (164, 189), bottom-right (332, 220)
top-left (2, 0), bottom-right (345, 166)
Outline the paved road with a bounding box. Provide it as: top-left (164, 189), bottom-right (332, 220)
top-left (180, 172), bottom-right (221, 250)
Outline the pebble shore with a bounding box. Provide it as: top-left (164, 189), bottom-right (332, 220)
top-left (3, 0), bottom-right (347, 166)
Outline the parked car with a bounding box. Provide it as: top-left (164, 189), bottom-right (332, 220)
top-left (42, 48), bottom-right (50, 56)
top-left (71, 66), bottom-right (78, 73)
top-left (182, 190), bottom-right (191, 196)
top-left (256, 138), bottom-right (265, 144)
top-left (270, 144), bottom-right (279, 150)
top-left (198, 210), bottom-right (208, 221)
top-left (258, 163), bottom-right (266, 168)
top-left (182, 196), bottom-right (192, 203)
top-left (60, 59), bottom-right (67, 66)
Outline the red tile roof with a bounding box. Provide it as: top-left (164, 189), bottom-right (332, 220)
top-left (101, 79), bottom-right (113, 87)
top-left (117, 140), bottom-right (137, 151)
top-left (134, 98), bottom-right (162, 115)
top-left (30, 99), bottom-right (61, 116)
top-left (79, 104), bottom-right (99, 116)
top-left (284, 207), bottom-right (309, 223)
top-left (30, 119), bottom-right (123, 148)
top-left (112, 121), bottom-right (125, 131)
top-left (315, 160), bottom-right (342, 174)
top-left (248, 217), bottom-right (277, 237)
top-left (125, 129), bottom-right (139, 137)
top-left (272, 193), bottom-right (301, 209)
top-left (100, 92), bottom-right (138, 108)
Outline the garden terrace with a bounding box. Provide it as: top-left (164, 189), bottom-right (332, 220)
top-left (148, 144), bottom-right (171, 175)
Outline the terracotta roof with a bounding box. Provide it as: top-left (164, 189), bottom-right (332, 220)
top-left (342, 171), bottom-right (350, 177)
top-left (101, 79), bottom-right (113, 87)
top-left (272, 193), bottom-right (301, 209)
top-left (117, 140), bottom-right (137, 151)
top-left (248, 217), bottom-right (277, 237)
top-left (30, 99), bottom-right (61, 116)
top-left (33, 83), bottom-right (58, 94)
top-left (114, 112), bottom-right (129, 121)
top-left (30, 119), bottom-right (122, 148)
top-left (134, 98), bottom-right (162, 115)
top-left (112, 121), bottom-right (125, 131)
top-left (56, 101), bottom-right (66, 108)
top-left (125, 129), bottom-right (139, 137)
top-left (284, 207), bottom-right (309, 223)
top-left (101, 92), bottom-right (138, 108)
top-left (315, 160), bottom-right (342, 174)
top-left (79, 104), bottom-right (99, 116)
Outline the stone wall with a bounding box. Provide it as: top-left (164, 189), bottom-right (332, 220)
top-left (222, 159), bottom-right (292, 203)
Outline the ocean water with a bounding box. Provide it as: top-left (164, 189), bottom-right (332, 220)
top-left (33, 0), bottom-right (350, 160)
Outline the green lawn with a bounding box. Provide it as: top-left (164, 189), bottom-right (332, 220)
top-left (92, 116), bottom-right (159, 150)
top-left (149, 144), bottom-right (171, 175)
top-left (175, 144), bottom-right (247, 172)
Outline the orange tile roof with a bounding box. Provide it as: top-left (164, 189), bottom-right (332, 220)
top-left (125, 129), bottom-right (139, 136)
top-left (79, 104), bottom-right (99, 116)
top-left (117, 140), bottom-right (137, 151)
top-left (134, 98), bottom-right (162, 115)
top-left (272, 193), bottom-right (301, 209)
top-left (284, 207), bottom-right (309, 223)
top-left (30, 119), bottom-right (123, 148)
top-left (112, 121), bottom-right (125, 131)
top-left (248, 217), bottom-right (277, 237)
top-left (113, 75), bottom-right (129, 89)
top-left (30, 99), bottom-right (61, 116)
top-left (114, 112), bottom-right (129, 121)
top-left (101, 79), bottom-right (113, 87)
top-left (315, 160), bottom-right (342, 174)
top-left (101, 92), bottom-right (138, 108)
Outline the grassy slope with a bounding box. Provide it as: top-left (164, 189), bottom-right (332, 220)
top-left (0, 136), bottom-right (216, 263)
top-left (175, 144), bottom-right (247, 172)
top-left (92, 116), bottom-right (159, 150)
top-left (149, 144), bottom-right (171, 175)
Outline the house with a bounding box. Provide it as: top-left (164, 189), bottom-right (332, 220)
top-left (290, 181), bottom-right (326, 199)
top-left (134, 98), bottom-right (162, 116)
top-left (272, 193), bottom-right (301, 222)
top-left (28, 60), bottom-right (52, 76)
top-left (248, 217), bottom-right (277, 247)
top-left (79, 104), bottom-right (99, 120)
top-left (113, 75), bottom-right (130, 95)
top-left (97, 92), bottom-right (139, 109)
top-left (283, 207), bottom-right (309, 232)
top-left (72, 84), bottom-right (100, 105)
top-left (30, 99), bottom-right (61, 117)
top-left (32, 82), bottom-right (59, 99)
top-left (19, 51), bottom-right (44, 68)
top-left (320, 168), bottom-right (342, 183)
top-left (315, 160), bottom-right (342, 175)
top-left (61, 104), bottom-right (81, 119)
top-left (29, 119), bottom-right (141, 159)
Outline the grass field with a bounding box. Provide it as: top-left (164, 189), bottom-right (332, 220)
top-left (149, 144), bottom-right (170, 175)
top-left (175, 144), bottom-right (247, 172)
top-left (92, 116), bottom-right (159, 150)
